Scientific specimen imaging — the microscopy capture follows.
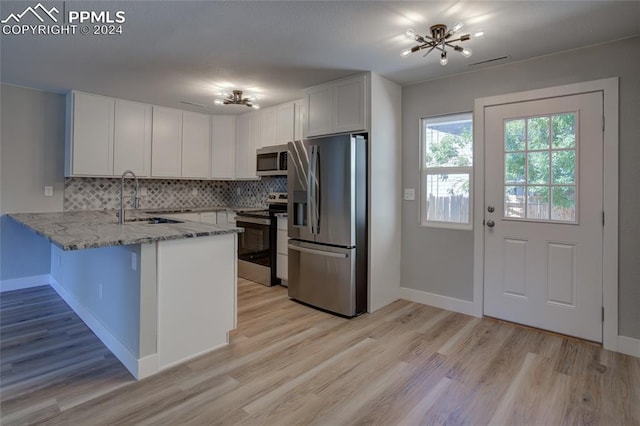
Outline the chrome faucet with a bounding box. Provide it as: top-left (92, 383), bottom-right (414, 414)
top-left (118, 170), bottom-right (139, 224)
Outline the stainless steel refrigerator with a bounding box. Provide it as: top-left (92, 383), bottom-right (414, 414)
top-left (287, 134), bottom-right (367, 317)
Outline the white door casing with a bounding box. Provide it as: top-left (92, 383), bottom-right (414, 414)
top-left (483, 93), bottom-right (603, 342)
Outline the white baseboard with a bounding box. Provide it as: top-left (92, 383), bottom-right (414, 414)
top-left (158, 340), bottom-right (229, 372)
top-left (399, 287), bottom-right (481, 317)
top-left (0, 274), bottom-right (51, 292)
top-left (136, 354), bottom-right (159, 380)
top-left (617, 336), bottom-right (640, 358)
top-left (49, 276), bottom-right (145, 379)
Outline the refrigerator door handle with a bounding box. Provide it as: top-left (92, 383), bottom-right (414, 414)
top-left (308, 145), bottom-right (315, 234)
top-left (314, 146), bottom-right (320, 234)
top-left (288, 244), bottom-right (349, 259)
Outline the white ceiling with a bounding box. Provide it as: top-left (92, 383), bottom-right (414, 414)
top-left (2, 1), bottom-right (639, 114)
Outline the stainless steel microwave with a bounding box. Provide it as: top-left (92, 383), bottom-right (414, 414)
top-left (256, 145), bottom-right (288, 176)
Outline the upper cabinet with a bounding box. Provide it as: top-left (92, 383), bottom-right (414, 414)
top-left (235, 111), bottom-right (260, 179)
top-left (211, 115), bottom-right (236, 180)
top-left (181, 111), bottom-right (211, 179)
top-left (152, 108), bottom-right (211, 179)
top-left (66, 91), bottom-right (114, 176)
top-left (66, 91), bottom-right (152, 177)
top-left (151, 107), bottom-right (183, 177)
top-left (305, 74), bottom-right (367, 138)
top-left (260, 107), bottom-right (277, 148)
top-left (294, 99), bottom-right (306, 142)
top-left (276, 102), bottom-right (295, 145)
top-left (113, 99), bottom-right (152, 176)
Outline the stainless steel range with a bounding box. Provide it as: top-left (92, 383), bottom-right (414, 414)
top-left (236, 192), bottom-right (287, 286)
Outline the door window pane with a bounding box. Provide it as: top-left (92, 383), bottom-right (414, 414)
top-left (503, 113), bottom-right (577, 223)
top-left (505, 186), bottom-right (526, 218)
top-left (527, 152), bottom-right (550, 184)
top-left (527, 117), bottom-right (550, 150)
top-left (505, 119), bottom-right (525, 152)
top-left (552, 151), bottom-right (576, 184)
top-left (552, 186), bottom-right (576, 221)
top-left (505, 153), bottom-right (526, 183)
top-left (552, 114), bottom-right (576, 149)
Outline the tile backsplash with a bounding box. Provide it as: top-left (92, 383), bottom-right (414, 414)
top-left (64, 177), bottom-right (287, 211)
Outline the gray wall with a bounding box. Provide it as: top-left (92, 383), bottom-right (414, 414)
top-left (0, 85), bottom-right (65, 281)
top-left (401, 36), bottom-right (640, 339)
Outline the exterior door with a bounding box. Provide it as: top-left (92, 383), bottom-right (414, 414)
top-left (483, 92), bottom-right (603, 342)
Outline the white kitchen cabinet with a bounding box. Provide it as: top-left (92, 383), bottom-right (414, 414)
top-left (305, 73), bottom-right (367, 138)
top-left (260, 107), bottom-right (277, 148)
top-left (276, 216), bottom-right (288, 281)
top-left (211, 115), bottom-right (236, 179)
top-left (113, 99), bottom-right (152, 177)
top-left (235, 111), bottom-right (260, 179)
top-left (276, 102), bottom-right (295, 145)
top-left (66, 91), bottom-right (114, 176)
top-left (182, 111), bottom-right (211, 179)
top-left (151, 107), bottom-right (183, 177)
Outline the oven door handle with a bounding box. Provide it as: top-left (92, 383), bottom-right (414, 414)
top-left (236, 217), bottom-right (271, 226)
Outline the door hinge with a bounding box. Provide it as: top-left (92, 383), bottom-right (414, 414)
top-left (602, 306), bottom-right (605, 322)
top-left (602, 211), bottom-right (605, 226)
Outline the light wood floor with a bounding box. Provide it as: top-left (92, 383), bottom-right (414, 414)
top-left (1, 280), bottom-right (639, 425)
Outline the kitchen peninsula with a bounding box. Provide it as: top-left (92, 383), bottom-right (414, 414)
top-left (7, 210), bottom-right (242, 379)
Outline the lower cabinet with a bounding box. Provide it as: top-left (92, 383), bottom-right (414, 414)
top-left (276, 216), bottom-right (288, 282)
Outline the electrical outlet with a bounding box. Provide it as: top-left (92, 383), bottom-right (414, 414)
top-left (44, 186), bottom-right (54, 197)
top-left (98, 283), bottom-right (103, 300)
top-left (131, 253), bottom-right (137, 271)
top-left (404, 188), bottom-right (416, 201)
top-left (139, 187), bottom-right (147, 196)
top-left (191, 188), bottom-right (198, 196)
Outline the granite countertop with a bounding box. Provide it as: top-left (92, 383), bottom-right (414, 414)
top-left (8, 210), bottom-right (243, 251)
top-left (143, 206), bottom-right (265, 214)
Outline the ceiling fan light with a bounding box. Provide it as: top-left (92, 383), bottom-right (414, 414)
top-left (405, 28), bottom-right (417, 40)
top-left (473, 31), bottom-right (485, 39)
top-left (440, 52), bottom-right (448, 66)
top-left (401, 48), bottom-right (412, 57)
top-left (214, 99), bottom-right (224, 105)
top-left (452, 22), bottom-right (464, 32)
top-left (252, 104), bottom-right (261, 110)
top-left (462, 48), bottom-right (472, 57)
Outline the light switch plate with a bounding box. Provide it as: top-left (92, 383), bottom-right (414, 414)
top-left (139, 187), bottom-right (147, 196)
top-left (191, 188), bottom-right (198, 196)
top-left (404, 188), bottom-right (415, 201)
top-left (44, 186), bottom-right (54, 197)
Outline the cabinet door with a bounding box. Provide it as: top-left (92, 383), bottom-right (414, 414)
top-left (182, 112), bottom-right (211, 179)
top-left (235, 113), bottom-right (252, 179)
top-left (294, 99), bottom-right (305, 141)
top-left (152, 107), bottom-right (183, 177)
top-left (211, 115), bottom-right (236, 179)
top-left (306, 85), bottom-right (334, 137)
top-left (260, 107), bottom-right (277, 148)
top-left (114, 99), bottom-right (151, 176)
top-left (276, 102), bottom-right (295, 144)
top-left (71, 92), bottom-right (114, 176)
top-left (248, 111), bottom-right (261, 178)
top-left (334, 75), bottom-right (367, 134)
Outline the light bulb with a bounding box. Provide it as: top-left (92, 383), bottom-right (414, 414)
top-left (252, 104), bottom-right (261, 110)
top-left (461, 48), bottom-right (472, 57)
top-left (452, 22), bottom-right (464, 32)
top-left (401, 48), bottom-right (412, 57)
top-left (405, 28), bottom-right (416, 40)
top-left (440, 52), bottom-right (448, 66)
top-left (214, 99), bottom-right (224, 105)
top-left (473, 31), bottom-right (485, 39)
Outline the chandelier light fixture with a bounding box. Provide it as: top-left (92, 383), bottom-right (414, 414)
top-left (401, 22), bottom-right (483, 65)
top-left (214, 90), bottom-right (260, 109)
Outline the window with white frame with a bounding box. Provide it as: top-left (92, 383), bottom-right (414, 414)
top-left (421, 112), bottom-right (473, 229)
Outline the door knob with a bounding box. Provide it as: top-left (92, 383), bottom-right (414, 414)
top-left (486, 220), bottom-right (495, 228)
top-left (487, 205), bottom-right (495, 213)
